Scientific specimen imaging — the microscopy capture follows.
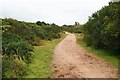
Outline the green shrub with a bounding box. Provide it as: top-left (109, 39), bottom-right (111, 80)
top-left (2, 18), bottom-right (63, 78)
top-left (83, 2), bottom-right (120, 53)
top-left (2, 55), bottom-right (28, 78)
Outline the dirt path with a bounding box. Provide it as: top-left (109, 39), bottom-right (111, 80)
top-left (52, 33), bottom-right (118, 78)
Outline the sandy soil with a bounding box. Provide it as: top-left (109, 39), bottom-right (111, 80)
top-left (52, 33), bottom-right (118, 78)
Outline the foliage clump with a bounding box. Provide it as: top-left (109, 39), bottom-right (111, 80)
top-left (83, 2), bottom-right (120, 53)
top-left (2, 18), bottom-right (62, 78)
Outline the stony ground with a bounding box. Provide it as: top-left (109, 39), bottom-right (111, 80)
top-left (52, 33), bottom-right (118, 78)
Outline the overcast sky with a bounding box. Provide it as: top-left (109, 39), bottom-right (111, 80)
top-left (0, 0), bottom-right (110, 25)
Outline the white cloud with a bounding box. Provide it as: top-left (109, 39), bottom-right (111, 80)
top-left (1, 0), bottom-right (110, 25)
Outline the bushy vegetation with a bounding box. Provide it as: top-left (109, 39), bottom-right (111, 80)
top-left (82, 2), bottom-right (120, 54)
top-left (62, 24), bottom-right (82, 33)
top-left (2, 18), bottom-right (62, 78)
top-left (2, 1), bottom-right (120, 78)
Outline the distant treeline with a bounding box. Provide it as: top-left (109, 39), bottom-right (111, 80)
top-left (2, 18), bottom-right (62, 78)
top-left (82, 2), bottom-right (120, 53)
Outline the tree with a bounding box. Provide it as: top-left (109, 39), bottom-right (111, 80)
top-left (36, 21), bottom-right (42, 26)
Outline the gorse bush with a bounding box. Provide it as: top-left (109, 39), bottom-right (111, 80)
top-left (2, 30), bottom-right (33, 78)
top-left (83, 2), bottom-right (120, 53)
top-left (2, 18), bottom-right (62, 78)
top-left (2, 55), bottom-right (28, 78)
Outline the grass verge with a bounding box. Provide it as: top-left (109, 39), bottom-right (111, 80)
top-left (75, 33), bottom-right (118, 67)
top-left (25, 34), bottom-right (66, 78)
